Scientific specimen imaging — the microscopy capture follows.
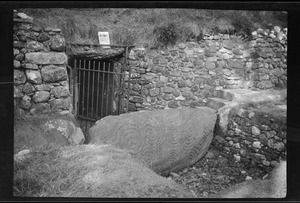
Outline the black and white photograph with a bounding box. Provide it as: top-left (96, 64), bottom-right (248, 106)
top-left (1, 1), bottom-right (299, 201)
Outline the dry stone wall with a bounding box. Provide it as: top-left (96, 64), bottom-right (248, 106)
top-left (125, 28), bottom-right (287, 112)
top-left (213, 102), bottom-right (286, 171)
top-left (13, 11), bottom-right (71, 115)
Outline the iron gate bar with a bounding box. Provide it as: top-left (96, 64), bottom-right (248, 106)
top-left (96, 61), bottom-right (101, 118)
top-left (82, 60), bottom-right (86, 130)
top-left (91, 60), bottom-right (95, 118)
top-left (73, 59), bottom-right (77, 114)
top-left (101, 61), bottom-right (105, 119)
top-left (118, 60), bottom-right (123, 114)
top-left (106, 62), bottom-right (110, 116)
top-left (112, 62), bottom-right (116, 114)
top-left (87, 60), bottom-right (91, 123)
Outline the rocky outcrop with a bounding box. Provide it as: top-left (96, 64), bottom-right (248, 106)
top-left (88, 107), bottom-right (217, 176)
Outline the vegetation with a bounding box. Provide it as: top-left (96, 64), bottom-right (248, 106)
top-left (20, 8), bottom-right (287, 48)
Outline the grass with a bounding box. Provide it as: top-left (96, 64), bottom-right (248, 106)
top-left (19, 8), bottom-right (287, 47)
top-left (13, 144), bottom-right (192, 197)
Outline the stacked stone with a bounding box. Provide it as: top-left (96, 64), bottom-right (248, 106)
top-left (213, 105), bottom-right (286, 169)
top-left (126, 27), bottom-right (287, 111)
top-left (13, 11), bottom-right (71, 115)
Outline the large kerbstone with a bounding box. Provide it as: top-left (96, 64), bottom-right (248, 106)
top-left (25, 52), bottom-right (67, 65)
top-left (88, 107), bottom-right (217, 176)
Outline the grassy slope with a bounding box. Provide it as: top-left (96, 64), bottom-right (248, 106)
top-left (19, 8), bottom-right (287, 47)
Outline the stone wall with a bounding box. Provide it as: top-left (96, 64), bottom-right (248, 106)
top-left (13, 11), bottom-right (71, 115)
top-left (125, 27), bottom-right (287, 112)
top-left (213, 102), bottom-right (286, 171)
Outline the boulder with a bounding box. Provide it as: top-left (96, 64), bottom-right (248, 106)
top-left (43, 119), bottom-right (85, 145)
top-left (88, 107), bottom-right (217, 176)
top-left (13, 144), bottom-right (194, 198)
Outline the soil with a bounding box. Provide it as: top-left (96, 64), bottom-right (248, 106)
top-left (166, 142), bottom-right (269, 198)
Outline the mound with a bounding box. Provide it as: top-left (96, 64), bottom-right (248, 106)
top-left (13, 144), bottom-right (194, 198)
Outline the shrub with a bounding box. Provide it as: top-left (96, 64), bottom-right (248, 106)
top-left (153, 22), bottom-right (177, 48)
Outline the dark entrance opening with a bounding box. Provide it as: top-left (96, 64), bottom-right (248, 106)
top-left (67, 43), bottom-right (133, 133)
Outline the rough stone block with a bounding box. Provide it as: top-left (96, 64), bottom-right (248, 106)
top-left (25, 52), bottom-right (67, 65)
top-left (41, 65), bottom-right (68, 82)
top-left (88, 107), bottom-right (217, 176)
top-left (14, 70), bottom-right (27, 84)
top-left (25, 70), bottom-right (42, 84)
top-left (32, 91), bottom-right (50, 103)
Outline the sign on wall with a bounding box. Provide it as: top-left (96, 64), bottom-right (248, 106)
top-left (98, 32), bottom-right (110, 48)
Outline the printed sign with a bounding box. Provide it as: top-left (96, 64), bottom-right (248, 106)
top-left (98, 32), bottom-right (110, 48)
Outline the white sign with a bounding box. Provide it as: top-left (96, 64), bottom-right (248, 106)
top-left (98, 32), bottom-right (110, 48)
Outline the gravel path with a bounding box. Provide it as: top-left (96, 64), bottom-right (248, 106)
top-left (166, 142), bottom-right (269, 198)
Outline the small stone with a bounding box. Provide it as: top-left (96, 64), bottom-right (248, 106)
top-left (166, 177), bottom-right (172, 181)
top-left (248, 112), bottom-right (255, 119)
top-left (252, 126), bottom-right (261, 136)
top-left (237, 108), bottom-right (246, 117)
top-left (178, 43), bottom-right (186, 49)
top-left (234, 154), bottom-right (241, 162)
top-left (274, 142), bottom-right (285, 151)
top-left (14, 60), bottom-right (21, 68)
top-left (229, 141), bottom-right (234, 146)
top-left (14, 149), bottom-right (31, 162)
top-left (205, 151), bottom-right (215, 159)
top-left (245, 176), bottom-right (253, 180)
top-left (168, 101), bottom-right (179, 108)
top-left (261, 125), bottom-right (269, 131)
top-left (233, 143), bottom-right (241, 149)
top-left (253, 141), bottom-right (262, 149)
top-left (170, 172), bottom-right (180, 178)
top-left (268, 139), bottom-right (274, 148)
top-left (240, 149), bottom-right (246, 157)
top-left (271, 160), bottom-right (278, 167)
top-left (241, 170), bottom-right (247, 174)
top-left (235, 128), bottom-right (242, 134)
top-left (266, 130), bottom-right (276, 138)
top-left (20, 95), bottom-right (32, 109)
top-left (263, 160), bottom-right (270, 166)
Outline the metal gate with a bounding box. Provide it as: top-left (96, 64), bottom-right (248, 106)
top-left (68, 51), bottom-right (131, 133)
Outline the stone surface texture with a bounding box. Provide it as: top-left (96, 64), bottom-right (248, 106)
top-left (88, 107), bottom-right (217, 176)
top-left (13, 12), bottom-right (71, 115)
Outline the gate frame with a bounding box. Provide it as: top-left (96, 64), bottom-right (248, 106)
top-left (67, 44), bottom-right (134, 131)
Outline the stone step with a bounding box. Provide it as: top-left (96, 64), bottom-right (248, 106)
top-left (214, 90), bottom-right (235, 101)
top-left (206, 97), bottom-right (231, 110)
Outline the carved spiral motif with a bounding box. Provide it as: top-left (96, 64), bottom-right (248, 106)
top-left (89, 107), bottom-right (217, 175)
